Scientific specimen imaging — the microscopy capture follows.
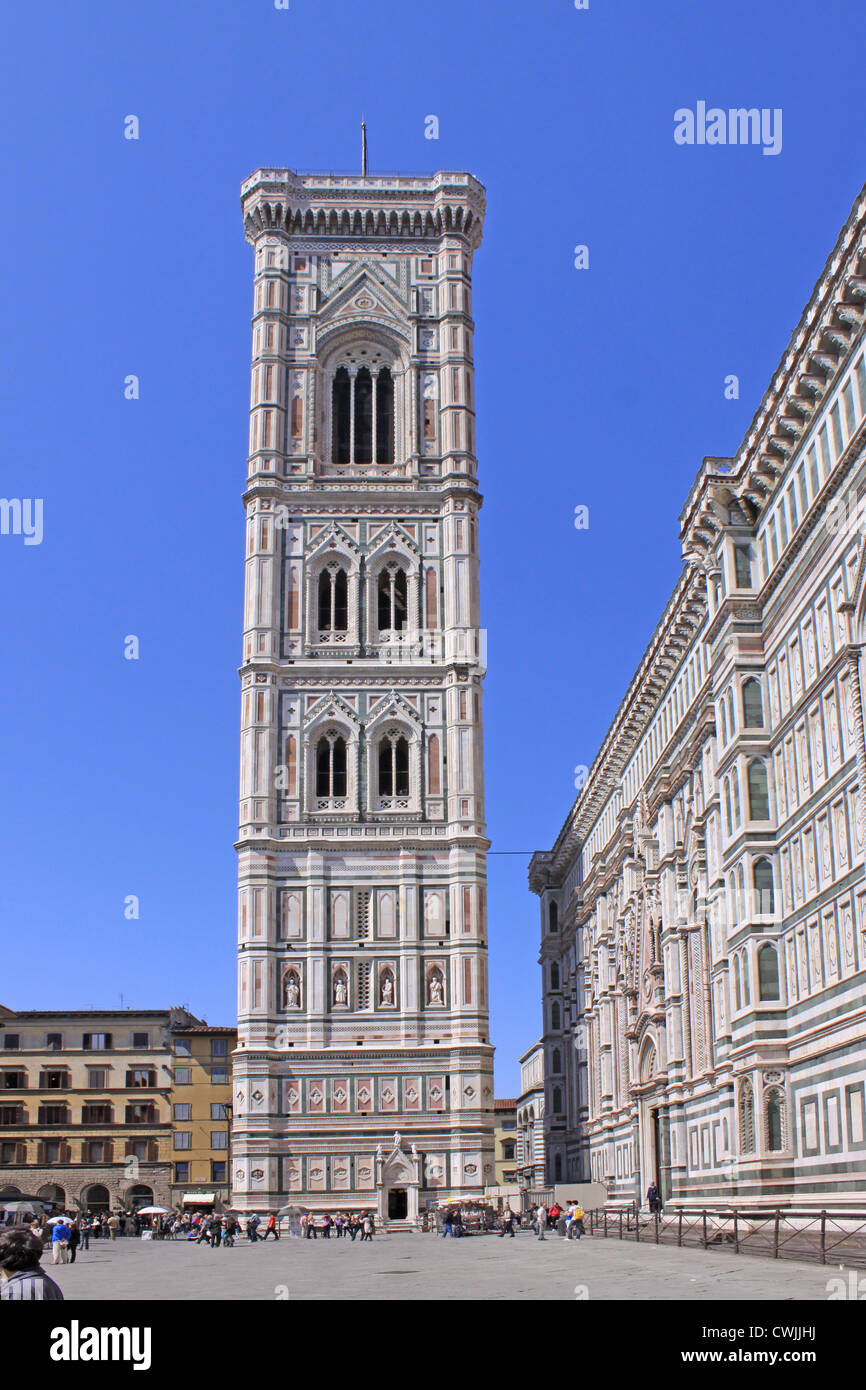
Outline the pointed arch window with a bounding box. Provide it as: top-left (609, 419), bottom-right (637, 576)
top-left (748, 760), bottom-right (770, 820)
top-left (765, 1087), bottom-right (785, 1151)
top-left (552, 1048), bottom-right (562, 1073)
top-left (742, 678), bottom-right (763, 728)
top-left (757, 943), bottom-right (780, 1001)
top-left (333, 367), bottom-right (351, 463)
top-left (550, 963), bottom-right (560, 990)
top-left (317, 566), bottom-right (348, 632)
top-left (316, 735), bottom-right (347, 798)
top-left (331, 363), bottom-right (395, 465)
top-left (754, 858), bottom-right (775, 916)
top-left (548, 902), bottom-right (559, 934)
top-left (551, 1002), bottom-right (561, 1031)
top-left (733, 954), bottom-right (742, 1011)
top-left (354, 367), bottom-right (373, 462)
top-left (378, 733), bottom-right (409, 797)
top-left (377, 565), bottom-right (408, 631)
top-left (741, 950), bottom-right (751, 1005)
top-left (376, 367), bottom-right (394, 463)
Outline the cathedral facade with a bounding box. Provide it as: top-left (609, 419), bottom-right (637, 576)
top-left (231, 166), bottom-right (494, 1222)
top-left (530, 183), bottom-right (866, 1208)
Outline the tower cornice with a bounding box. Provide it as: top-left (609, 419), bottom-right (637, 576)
top-left (241, 167), bottom-right (486, 250)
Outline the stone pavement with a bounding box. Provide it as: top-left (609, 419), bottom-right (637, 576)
top-left (46, 1231), bottom-right (843, 1301)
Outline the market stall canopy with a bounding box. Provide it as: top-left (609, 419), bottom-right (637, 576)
top-left (135, 1206), bottom-right (171, 1215)
top-left (181, 1194), bottom-right (215, 1205)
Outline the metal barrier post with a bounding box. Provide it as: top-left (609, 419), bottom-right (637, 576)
top-left (619, 1208), bottom-right (622, 1240)
top-left (654, 1211), bottom-right (659, 1244)
top-left (702, 1210), bottom-right (707, 1247)
top-left (820, 1211), bottom-right (827, 1265)
top-left (635, 1203), bottom-right (641, 1242)
top-left (733, 1209), bottom-right (739, 1254)
top-left (773, 1210), bottom-right (780, 1259)
top-left (678, 1208), bottom-right (683, 1248)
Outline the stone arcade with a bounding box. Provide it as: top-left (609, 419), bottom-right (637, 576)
top-left (231, 165), bottom-right (494, 1224)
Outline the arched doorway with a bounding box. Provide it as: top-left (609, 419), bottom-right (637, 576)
top-left (37, 1183), bottom-right (66, 1207)
top-left (637, 1037), bottom-right (670, 1206)
top-left (126, 1185), bottom-right (154, 1212)
top-left (82, 1184), bottom-right (110, 1213)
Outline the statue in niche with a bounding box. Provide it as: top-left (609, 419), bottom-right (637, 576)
top-left (380, 972), bottom-right (394, 1005)
top-left (428, 972), bottom-right (443, 1005)
top-left (333, 971), bottom-right (348, 1006)
top-left (283, 971), bottom-right (300, 1010)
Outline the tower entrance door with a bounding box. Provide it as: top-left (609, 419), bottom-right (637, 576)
top-left (388, 1188), bottom-right (408, 1220)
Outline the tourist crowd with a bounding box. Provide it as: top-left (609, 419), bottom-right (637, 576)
top-left (524, 1201), bottom-right (586, 1240)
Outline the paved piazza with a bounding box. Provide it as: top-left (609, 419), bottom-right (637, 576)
top-left (46, 1233), bottom-right (836, 1301)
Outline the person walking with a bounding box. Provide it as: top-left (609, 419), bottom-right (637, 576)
top-left (535, 1204), bottom-right (547, 1240)
top-left (572, 1203), bottom-right (585, 1239)
top-left (347, 1215), bottom-right (358, 1241)
top-left (646, 1183), bottom-right (661, 1215)
top-left (501, 1207), bottom-right (515, 1238)
top-left (51, 1218), bottom-right (71, 1265)
top-left (262, 1212), bottom-right (279, 1242)
top-left (247, 1213), bottom-right (261, 1243)
top-left (321, 1213), bottom-right (332, 1239)
top-left (0, 1229), bottom-right (64, 1301)
top-left (68, 1220), bottom-right (81, 1264)
top-left (107, 1213), bottom-right (120, 1242)
top-left (361, 1213), bottom-right (374, 1242)
top-left (79, 1218), bottom-right (90, 1252)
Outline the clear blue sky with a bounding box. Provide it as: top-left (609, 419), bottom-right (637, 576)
top-left (1, 0), bottom-right (864, 1095)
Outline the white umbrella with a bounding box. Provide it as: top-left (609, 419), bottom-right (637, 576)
top-left (47, 1215), bottom-right (71, 1223)
top-left (135, 1206), bottom-right (170, 1215)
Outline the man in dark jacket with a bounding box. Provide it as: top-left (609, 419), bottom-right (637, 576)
top-left (0, 1229), bottom-right (64, 1301)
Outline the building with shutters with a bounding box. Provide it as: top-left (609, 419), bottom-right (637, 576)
top-left (529, 182), bottom-right (866, 1209)
top-left (0, 1006), bottom-right (200, 1212)
top-left (232, 163), bottom-right (494, 1224)
top-left (169, 1024), bottom-right (236, 1211)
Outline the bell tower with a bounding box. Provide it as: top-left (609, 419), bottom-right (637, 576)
top-left (232, 164), bottom-right (494, 1222)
